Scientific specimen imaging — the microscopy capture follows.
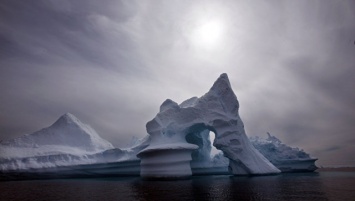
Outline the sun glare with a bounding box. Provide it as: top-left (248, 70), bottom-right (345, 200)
top-left (192, 20), bottom-right (224, 49)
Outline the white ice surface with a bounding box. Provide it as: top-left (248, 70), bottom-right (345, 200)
top-left (0, 77), bottom-right (315, 175)
top-left (249, 132), bottom-right (314, 164)
top-left (0, 113), bottom-right (116, 171)
top-left (138, 143), bottom-right (198, 153)
top-left (140, 73), bottom-right (280, 176)
top-left (211, 132), bottom-right (316, 171)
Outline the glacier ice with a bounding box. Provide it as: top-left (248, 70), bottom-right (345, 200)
top-left (250, 132), bottom-right (312, 161)
top-left (210, 133), bottom-right (318, 172)
top-left (186, 129), bottom-right (212, 168)
top-left (0, 113), bottom-right (128, 171)
top-left (137, 73), bottom-right (280, 178)
top-left (1, 113), bottom-right (113, 152)
top-left (0, 74), bottom-right (318, 179)
top-left (249, 133), bottom-right (318, 172)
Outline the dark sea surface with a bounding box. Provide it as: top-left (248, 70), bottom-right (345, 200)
top-left (1, 172), bottom-right (355, 201)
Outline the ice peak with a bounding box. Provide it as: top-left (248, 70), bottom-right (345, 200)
top-left (204, 73), bottom-right (239, 115)
top-left (53, 113), bottom-right (81, 127)
top-left (266, 132), bottom-right (282, 144)
top-left (160, 99), bottom-right (179, 112)
top-left (209, 73), bottom-right (232, 94)
top-left (61, 112), bottom-right (78, 121)
top-left (1, 113), bottom-right (114, 152)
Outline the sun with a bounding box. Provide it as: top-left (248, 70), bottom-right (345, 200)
top-left (191, 20), bottom-right (224, 49)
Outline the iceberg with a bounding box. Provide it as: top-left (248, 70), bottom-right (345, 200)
top-left (0, 113), bottom-right (113, 151)
top-left (249, 133), bottom-right (318, 172)
top-left (0, 74), bottom-right (317, 180)
top-left (0, 113), bottom-right (126, 171)
top-left (137, 73), bottom-right (280, 179)
top-left (210, 132), bottom-right (318, 173)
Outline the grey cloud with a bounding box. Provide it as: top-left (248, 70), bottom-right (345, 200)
top-left (0, 0), bottom-right (143, 72)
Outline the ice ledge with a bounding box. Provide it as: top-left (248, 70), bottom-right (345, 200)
top-left (137, 143), bottom-right (198, 155)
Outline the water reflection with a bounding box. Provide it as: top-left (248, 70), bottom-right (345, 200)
top-left (1, 172), bottom-right (347, 201)
top-left (131, 173), bottom-right (329, 201)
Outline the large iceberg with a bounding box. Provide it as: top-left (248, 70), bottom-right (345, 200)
top-left (0, 74), bottom-right (318, 180)
top-left (0, 113), bottom-right (132, 171)
top-left (1, 113), bottom-right (113, 151)
top-left (137, 73), bottom-right (280, 179)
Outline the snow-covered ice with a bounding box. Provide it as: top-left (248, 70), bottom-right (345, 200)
top-left (0, 74), bottom-right (317, 178)
top-left (1, 113), bottom-right (113, 152)
top-left (250, 132), bottom-right (312, 162)
top-left (138, 73), bottom-right (280, 178)
top-left (249, 132), bottom-right (318, 172)
top-left (210, 132), bottom-right (318, 172)
top-left (0, 113), bottom-right (126, 171)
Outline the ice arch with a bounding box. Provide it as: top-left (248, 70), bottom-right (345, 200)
top-left (137, 74), bottom-right (280, 179)
top-left (185, 129), bottom-right (212, 168)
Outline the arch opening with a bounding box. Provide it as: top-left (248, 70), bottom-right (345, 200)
top-left (185, 129), bottom-right (213, 168)
top-left (185, 128), bottom-right (231, 175)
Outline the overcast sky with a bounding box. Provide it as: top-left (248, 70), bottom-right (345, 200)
top-left (0, 0), bottom-right (354, 167)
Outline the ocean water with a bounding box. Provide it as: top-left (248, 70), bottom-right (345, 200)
top-left (1, 172), bottom-right (354, 201)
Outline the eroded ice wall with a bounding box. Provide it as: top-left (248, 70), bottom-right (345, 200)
top-left (138, 74), bottom-right (280, 177)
